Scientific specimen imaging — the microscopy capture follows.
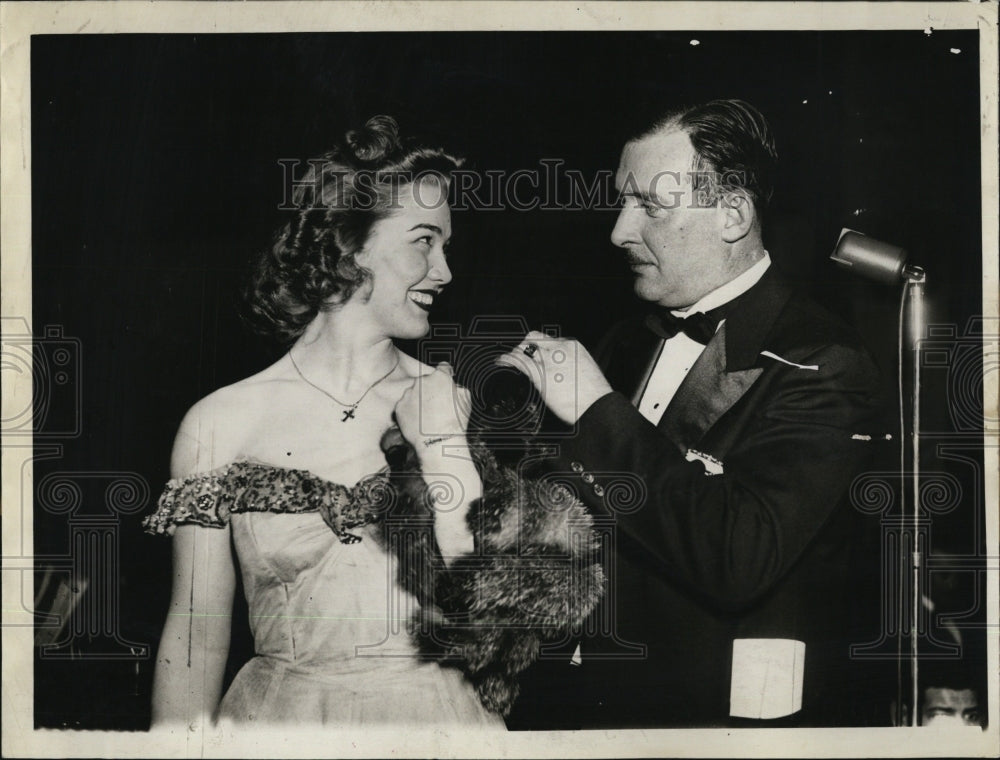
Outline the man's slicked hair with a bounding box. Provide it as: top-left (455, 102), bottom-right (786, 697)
top-left (635, 99), bottom-right (778, 219)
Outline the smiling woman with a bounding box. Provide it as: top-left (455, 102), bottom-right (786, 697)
top-left (136, 117), bottom-right (601, 729)
top-left (353, 178), bottom-right (454, 340)
top-left (245, 115), bottom-right (461, 344)
top-left (141, 116), bottom-right (507, 728)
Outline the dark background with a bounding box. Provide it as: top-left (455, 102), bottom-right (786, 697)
top-left (30, 31), bottom-right (987, 729)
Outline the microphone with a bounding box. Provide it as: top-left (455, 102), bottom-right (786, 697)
top-left (830, 228), bottom-right (921, 285)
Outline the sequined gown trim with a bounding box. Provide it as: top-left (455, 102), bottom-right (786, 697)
top-left (142, 459), bottom-right (392, 543)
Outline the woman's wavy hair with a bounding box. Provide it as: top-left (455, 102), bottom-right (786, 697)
top-left (245, 116), bottom-right (463, 343)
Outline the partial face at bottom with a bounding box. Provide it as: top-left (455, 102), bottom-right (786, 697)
top-left (921, 687), bottom-right (983, 727)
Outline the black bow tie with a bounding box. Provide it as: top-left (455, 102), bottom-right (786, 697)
top-left (645, 302), bottom-right (734, 345)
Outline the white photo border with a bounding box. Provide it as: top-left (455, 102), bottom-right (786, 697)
top-left (2, 2), bottom-right (997, 758)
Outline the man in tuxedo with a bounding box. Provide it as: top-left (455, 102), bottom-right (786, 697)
top-left (502, 99), bottom-right (885, 728)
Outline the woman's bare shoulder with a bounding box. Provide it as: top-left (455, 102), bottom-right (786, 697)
top-left (183, 361), bottom-right (285, 422)
top-left (171, 358), bottom-right (291, 476)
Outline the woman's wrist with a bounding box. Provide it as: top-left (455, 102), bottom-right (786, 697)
top-left (420, 432), bottom-right (466, 449)
top-left (416, 433), bottom-right (469, 464)
top-left (418, 440), bottom-right (479, 560)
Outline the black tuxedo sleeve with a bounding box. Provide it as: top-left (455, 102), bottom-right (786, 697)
top-left (555, 342), bottom-right (882, 614)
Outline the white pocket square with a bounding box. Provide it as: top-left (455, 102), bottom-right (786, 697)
top-left (685, 448), bottom-right (724, 475)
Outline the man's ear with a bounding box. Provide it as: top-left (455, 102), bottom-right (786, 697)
top-left (718, 191), bottom-right (754, 243)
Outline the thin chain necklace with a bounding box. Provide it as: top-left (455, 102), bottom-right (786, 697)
top-left (288, 349), bottom-right (400, 422)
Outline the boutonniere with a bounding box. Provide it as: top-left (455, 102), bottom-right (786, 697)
top-left (684, 448), bottom-right (724, 476)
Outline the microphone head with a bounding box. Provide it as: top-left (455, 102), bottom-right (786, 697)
top-left (830, 228), bottom-right (909, 285)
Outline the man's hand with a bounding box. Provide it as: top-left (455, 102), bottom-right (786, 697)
top-left (497, 330), bottom-right (613, 425)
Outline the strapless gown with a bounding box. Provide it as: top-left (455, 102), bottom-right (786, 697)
top-left (144, 460), bottom-right (503, 727)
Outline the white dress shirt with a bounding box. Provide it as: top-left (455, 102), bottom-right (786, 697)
top-left (637, 253), bottom-right (772, 425)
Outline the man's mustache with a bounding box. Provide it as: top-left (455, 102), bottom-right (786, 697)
top-left (624, 252), bottom-right (653, 266)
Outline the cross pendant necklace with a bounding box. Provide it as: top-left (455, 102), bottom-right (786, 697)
top-left (288, 350), bottom-right (400, 422)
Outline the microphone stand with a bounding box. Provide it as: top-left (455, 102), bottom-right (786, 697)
top-left (831, 229), bottom-right (927, 726)
top-left (903, 264), bottom-right (925, 726)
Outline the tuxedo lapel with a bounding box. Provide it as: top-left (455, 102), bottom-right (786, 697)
top-left (659, 324), bottom-right (763, 450)
top-left (657, 268), bottom-right (794, 451)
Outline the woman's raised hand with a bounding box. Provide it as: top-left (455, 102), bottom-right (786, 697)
top-left (394, 362), bottom-right (471, 457)
top-left (395, 362), bottom-right (479, 559)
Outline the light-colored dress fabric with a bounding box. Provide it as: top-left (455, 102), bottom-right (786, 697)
top-left (144, 461), bottom-right (502, 727)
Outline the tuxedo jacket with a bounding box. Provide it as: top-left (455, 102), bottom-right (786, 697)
top-left (507, 269), bottom-right (885, 729)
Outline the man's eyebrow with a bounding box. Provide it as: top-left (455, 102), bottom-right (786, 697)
top-left (619, 190), bottom-right (655, 201)
top-left (408, 223), bottom-right (443, 234)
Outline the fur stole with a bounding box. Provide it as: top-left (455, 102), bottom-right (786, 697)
top-left (379, 428), bottom-right (605, 716)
